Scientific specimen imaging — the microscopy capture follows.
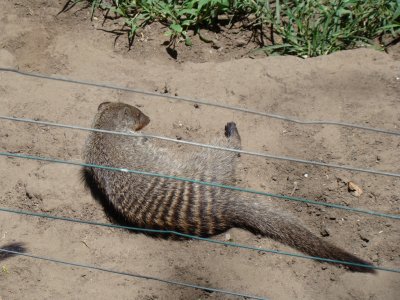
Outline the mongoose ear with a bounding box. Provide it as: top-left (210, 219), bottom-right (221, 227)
top-left (98, 102), bottom-right (111, 111)
top-left (117, 106), bottom-right (132, 121)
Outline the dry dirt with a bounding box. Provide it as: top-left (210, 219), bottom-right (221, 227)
top-left (0, 1), bottom-right (400, 299)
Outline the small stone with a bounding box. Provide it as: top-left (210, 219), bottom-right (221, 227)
top-left (320, 228), bottom-right (330, 237)
top-left (224, 233), bottom-right (231, 242)
top-left (172, 121), bottom-right (183, 128)
top-left (321, 265), bottom-right (327, 270)
top-left (163, 84), bottom-right (169, 94)
top-left (359, 233), bottom-right (370, 242)
top-left (337, 218), bottom-right (345, 225)
top-left (176, 136), bottom-right (182, 140)
top-left (271, 176), bottom-right (277, 181)
top-left (194, 104), bottom-right (199, 109)
top-left (212, 41), bottom-right (222, 49)
top-left (341, 199), bottom-right (350, 206)
top-left (348, 181), bottom-right (363, 197)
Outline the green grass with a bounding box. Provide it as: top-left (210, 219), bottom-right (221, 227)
top-left (64, 0), bottom-right (400, 57)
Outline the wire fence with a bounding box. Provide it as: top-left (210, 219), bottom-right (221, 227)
top-left (1, 151), bottom-right (399, 220)
top-left (1, 66), bottom-right (400, 298)
top-left (1, 67), bottom-right (399, 137)
top-left (0, 248), bottom-right (267, 300)
top-left (1, 207), bottom-right (398, 273)
top-left (1, 116), bottom-right (399, 178)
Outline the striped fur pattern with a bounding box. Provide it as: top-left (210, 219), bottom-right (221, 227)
top-left (83, 102), bottom-right (375, 273)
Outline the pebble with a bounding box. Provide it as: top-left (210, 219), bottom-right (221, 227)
top-left (359, 233), bottom-right (370, 242)
top-left (348, 181), bottom-right (363, 197)
top-left (320, 228), bottom-right (330, 237)
top-left (224, 233), bottom-right (231, 242)
top-left (212, 41), bottom-right (222, 49)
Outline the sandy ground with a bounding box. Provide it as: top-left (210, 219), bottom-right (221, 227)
top-left (0, 1), bottom-right (400, 299)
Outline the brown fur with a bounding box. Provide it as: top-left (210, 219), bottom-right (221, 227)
top-left (83, 102), bottom-right (375, 273)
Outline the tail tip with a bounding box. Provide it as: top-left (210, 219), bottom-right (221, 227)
top-left (346, 262), bottom-right (377, 274)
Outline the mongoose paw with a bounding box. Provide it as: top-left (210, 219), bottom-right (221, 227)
top-left (225, 122), bottom-right (238, 138)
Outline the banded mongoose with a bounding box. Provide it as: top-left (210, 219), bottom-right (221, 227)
top-left (83, 102), bottom-right (375, 273)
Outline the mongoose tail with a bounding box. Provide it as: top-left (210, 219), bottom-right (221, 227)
top-left (232, 200), bottom-right (376, 273)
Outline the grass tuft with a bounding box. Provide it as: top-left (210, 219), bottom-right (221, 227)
top-left (64, 0), bottom-right (400, 57)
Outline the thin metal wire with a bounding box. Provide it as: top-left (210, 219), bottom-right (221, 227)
top-left (0, 248), bottom-right (268, 299)
top-left (1, 151), bottom-right (399, 220)
top-left (1, 207), bottom-right (399, 273)
top-left (1, 67), bottom-right (399, 136)
top-left (1, 115), bottom-right (399, 178)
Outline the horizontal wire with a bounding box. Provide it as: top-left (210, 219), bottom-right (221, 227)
top-left (0, 151), bottom-right (399, 221)
top-left (1, 115), bottom-right (399, 178)
top-left (1, 67), bottom-right (399, 137)
top-left (1, 207), bottom-right (399, 273)
top-left (0, 248), bottom-right (267, 300)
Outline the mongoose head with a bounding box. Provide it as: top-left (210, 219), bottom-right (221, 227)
top-left (94, 102), bottom-right (150, 132)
